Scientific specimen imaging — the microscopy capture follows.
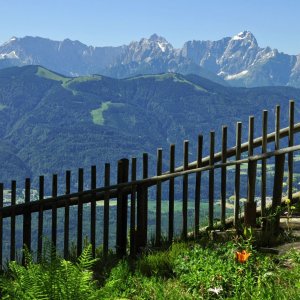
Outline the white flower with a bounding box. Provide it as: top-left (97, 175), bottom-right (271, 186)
top-left (208, 287), bottom-right (223, 295)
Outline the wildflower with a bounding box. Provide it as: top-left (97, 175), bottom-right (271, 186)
top-left (285, 198), bottom-right (291, 205)
top-left (235, 250), bottom-right (251, 263)
top-left (208, 287), bottom-right (223, 295)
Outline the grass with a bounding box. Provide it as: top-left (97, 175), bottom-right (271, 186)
top-left (90, 101), bottom-right (125, 125)
top-left (90, 101), bottom-right (111, 125)
top-left (126, 73), bottom-right (208, 92)
top-left (2, 234), bottom-right (300, 299)
top-left (0, 104), bottom-right (7, 111)
top-left (36, 66), bottom-right (69, 84)
top-left (36, 66), bottom-right (102, 96)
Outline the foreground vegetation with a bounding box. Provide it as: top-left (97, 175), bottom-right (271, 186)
top-left (0, 232), bottom-right (300, 300)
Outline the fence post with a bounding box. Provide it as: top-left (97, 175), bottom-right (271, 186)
top-left (90, 165), bottom-right (97, 257)
top-left (288, 100), bottom-right (294, 200)
top-left (208, 131), bottom-right (215, 229)
top-left (234, 122), bottom-right (242, 228)
top-left (130, 158), bottom-right (137, 257)
top-left (261, 110), bottom-right (268, 219)
top-left (272, 153), bottom-right (285, 235)
top-left (116, 158), bottom-right (129, 257)
top-left (23, 178), bottom-right (31, 264)
top-left (52, 174), bottom-right (58, 253)
top-left (245, 159), bottom-right (257, 227)
top-left (103, 163), bottom-right (110, 256)
top-left (10, 180), bottom-right (16, 261)
top-left (168, 145), bottom-right (175, 243)
top-left (156, 149), bottom-right (162, 246)
top-left (221, 127), bottom-right (227, 228)
top-left (64, 170), bottom-right (71, 259)
top-left (77, 169), bottom-right (83, 256)
top-left (194, 135), bottom-right (203, 237)
top-left (182, 140), bottom-right (189, 239)
top-left (37, 176), bottom-right (44, 261)
top-left (136, 153), bottom-right (148, 252)
top-left (275, 105), bottom-right (280, 151)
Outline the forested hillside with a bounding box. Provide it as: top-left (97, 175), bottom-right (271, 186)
top-left (0, 65), bottom-right (299, 192)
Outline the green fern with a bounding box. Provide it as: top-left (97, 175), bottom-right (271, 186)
top-left (0, 244), bottom-right (100, 300)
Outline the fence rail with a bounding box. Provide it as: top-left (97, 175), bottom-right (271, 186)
top-left (0, 101), bottom-right (299, 265)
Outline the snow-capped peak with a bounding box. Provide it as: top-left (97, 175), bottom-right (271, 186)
top-left (232, 31), bottom-right (255, 41)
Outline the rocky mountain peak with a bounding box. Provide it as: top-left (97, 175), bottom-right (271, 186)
top-left (1, 32), bottom-right (300, 88)
top-left (230, 31), bottom-right (258, 48)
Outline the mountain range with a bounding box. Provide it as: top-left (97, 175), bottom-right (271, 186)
top-left (0, 65), bottom-right (299, 192)
top-left (0, 31), bottom-right (300, 88)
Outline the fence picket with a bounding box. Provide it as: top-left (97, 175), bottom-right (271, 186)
top-left (221, 127), bottom-right (227, 227)
top-left (261, 110), bottom-right (268, 218)
top-left (234, 122), bottom-right (242, 227)
top-left (288, 100), bottom-right (295, 200)
top-left (37, 176), bottom-right (44, 260)
top-left (245, 160), bottom-right (257, 226)
top-left (194, 135), bottom-right (203, 237)
top-left (168, 144), bottom-right (175, 242)
top-left (51, 175), bottom-right (58, 250)
top-left (77, 169), bottom-right (83, 256)
top-left (64, 170), bottom-right (71, 259)
top-left (156, 149), bottom-right (162, 246)
top-left (182, 140), bottom-right (189, 239)
top-left (116, 159), bottom-right (129, 257)
top-left (10, 180), bottom-right (16, 261)
top-left (272, 154), bottom-right (285, 233)
top-left (130, 158), bottom-right (137, 256)
top-left (103, 163), bottom-right (110, 255)
top-left (209, 131), bottom-right (215, 228)
top-left (23, 178), bottom-right (31, 264)
top-left (90, 165), bottom-right (96, 257)
top-left (275, 105), bottom-right (280, 150)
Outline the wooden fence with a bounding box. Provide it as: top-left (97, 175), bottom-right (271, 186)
top-left (0, 101), bottom-right (299, 265)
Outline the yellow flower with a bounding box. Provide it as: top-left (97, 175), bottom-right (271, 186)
top-left (285, 198), bottom-right (291, 205)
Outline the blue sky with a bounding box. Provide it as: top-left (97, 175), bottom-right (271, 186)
top-left (1, 0), bottom-right (300, 54)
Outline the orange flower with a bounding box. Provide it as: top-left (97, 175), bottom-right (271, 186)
top-left (235, 250), bottom-right (251, 263)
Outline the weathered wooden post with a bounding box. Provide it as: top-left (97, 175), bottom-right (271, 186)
top-left (37, 176), bottom-right (44, 261)
top-left (156, 149), bottom-right (162, 246)
top-left (208, 131), bottom-right (215, 229)
top-left (136, 153), bottom-right (148, 252)
top-left (194, 135), bottom-right (203, 237)
top-left (90, 165), bottom-right (97, 257)
top-left (52, 174), bottom-right (58, 252)
top-left (245, 117), bottom-right (257, 227)
top-left (116, 158), bottom-right (129, 257)
top-left (168, 145), bottom-right (175, 242)
top-left (64, 170), bottom-right (71, 259)
top-left (288, 100), bottom-right (294, 201)
top-left (234, 123), bottom-right (242, 228)
top-left (103, 163), bottom-right (110, 255)
top-left (261, 110), bottom-right (268, 219)
top-left (23, 178), bottom-right (31, 264)
top-left (10, 180), bottom-right (16, 261)
top-left (130, 157), bottom-right (137, 256)
top-left (182, 140), bottom-right (189, 239)
top-left (221, 127), bottom-right (227, 228)
top-left (245, 159), bottom-right (257, 227)
top-left (272, 153), bottom-right (285, 235)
